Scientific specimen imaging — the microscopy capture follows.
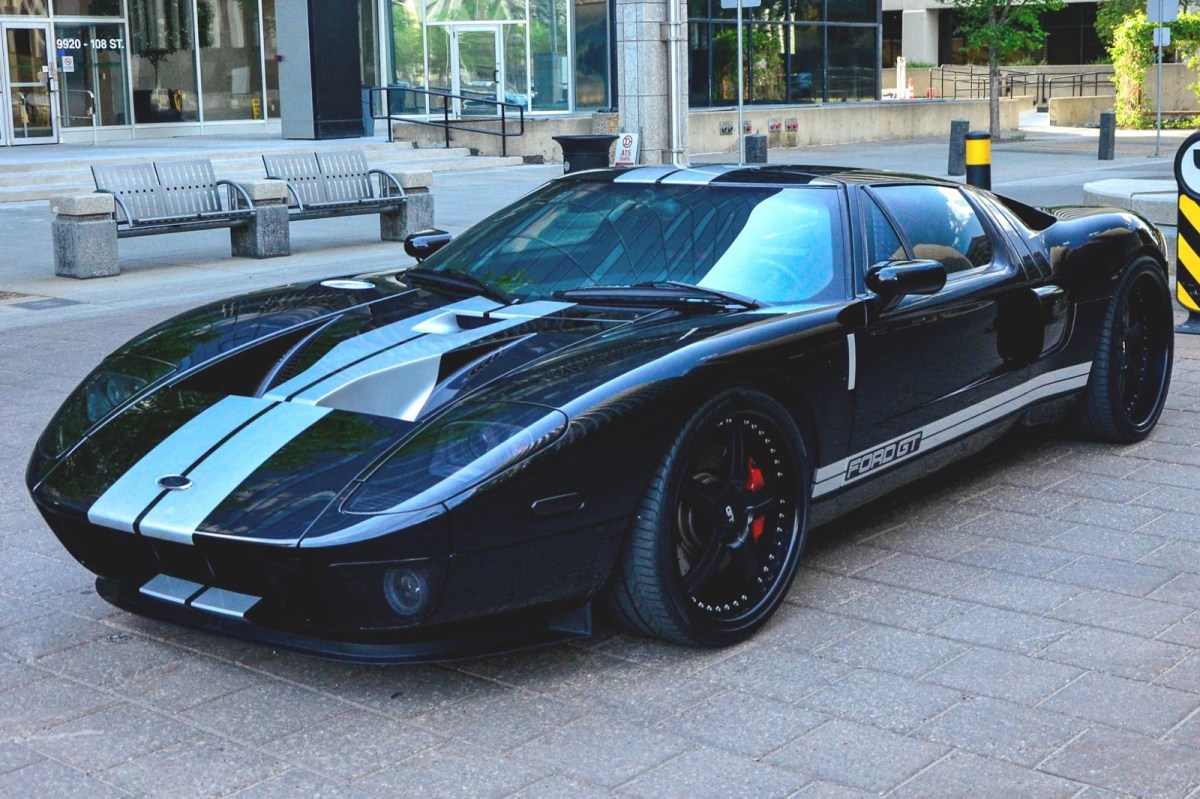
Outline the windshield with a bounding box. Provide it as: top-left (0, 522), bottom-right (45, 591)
top-left (416, 181), bottom-right (848, 305)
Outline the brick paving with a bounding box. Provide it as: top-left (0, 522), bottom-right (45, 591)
top-left (2, 134), bottom-right (1200, 795)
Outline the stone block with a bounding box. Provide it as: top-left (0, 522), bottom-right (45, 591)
top-left (52, 214), bottom-right (119, 279)
top-left (237, 180), bottom-right (290, 204)
top-left (393, 170), bottom-right (433, 191)
top-left (49, 193), bottom-right (115, 218)
top-left (381, 190), bottom-right (435, 242)
top-left (230, 202), bottom-right (290, 259)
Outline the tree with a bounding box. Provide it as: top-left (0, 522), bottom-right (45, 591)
top-left (940, 0), bottom-right (1065, 136)
top-left (1095, 0), bottom-right (1142, 49)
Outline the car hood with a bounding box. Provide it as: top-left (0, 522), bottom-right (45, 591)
top-left (32, 279), bottom-right (812, 547)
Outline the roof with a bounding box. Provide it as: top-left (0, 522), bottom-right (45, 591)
top-left (561, 164), bottom-right (959, 188)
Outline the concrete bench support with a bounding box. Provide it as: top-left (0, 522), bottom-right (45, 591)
top-left (381, 171), bottom-right (435, 242)
top-left (231, 180), bottom-right (291, 259)
top-left (51, 194), bottom-right (119, 279)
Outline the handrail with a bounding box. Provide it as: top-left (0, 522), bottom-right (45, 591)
top-left (368, 85), bottom-right (526, 157)
top-left (933, 66), bottom-right (1114, 109)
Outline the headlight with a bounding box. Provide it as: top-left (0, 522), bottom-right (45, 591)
top-left (28, 355), bottom-right (174, 481)
top-left (344, 401), bottom-right (567, 515)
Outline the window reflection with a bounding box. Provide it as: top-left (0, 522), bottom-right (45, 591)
top-left (128, 0), bottom-right (198, 122)
top-left (199, 0), bottom-right (264, 121)
top-left (55, 23), bottom-right (129, 127)
top-left (0, 1), bottom-right (47, 14)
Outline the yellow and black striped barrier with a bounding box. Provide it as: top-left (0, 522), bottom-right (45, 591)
top-left (1173, 131), bottom-right (1200, 334)
top-left (965, 131), bottom-right (991, 191)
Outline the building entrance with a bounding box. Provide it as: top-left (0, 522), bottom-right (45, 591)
top-left (2, 22), bottom-right (57, 145)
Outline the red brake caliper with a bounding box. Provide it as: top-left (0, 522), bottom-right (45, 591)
top-left (745, 457), bottom-right (766, 541)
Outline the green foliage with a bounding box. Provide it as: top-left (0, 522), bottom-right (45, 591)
top-left (905, 60), bottom-right (937, 68)
top-left (1110, 12), bottom-right (1200, 127)
top-left (942, 0), bottom-right (1066, 63)
top-left (1095, 0), bottom-right (1142, 49)
top-left (712, 28), bottom-right (785, 102)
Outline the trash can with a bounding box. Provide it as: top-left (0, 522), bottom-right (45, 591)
top-left (553, 134), bottom-right (618, 174)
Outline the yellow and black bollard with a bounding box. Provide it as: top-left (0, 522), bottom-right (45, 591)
top-left (1174, 131), bottom-right (1200, 333)
top-left (965, 131), bottom-right (991, 191)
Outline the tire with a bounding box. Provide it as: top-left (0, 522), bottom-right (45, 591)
top-left (1075, 256), bottom-right (1174, 443)
top-left (606, 388), bottom-right (810, 646)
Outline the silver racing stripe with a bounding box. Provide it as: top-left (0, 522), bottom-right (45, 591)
top-left (136, 402), bottom-right (331, 544)
top-left (811, 362), bottom-right (1092, 498)
top-left (267, 299), bottom-right (574, 422)
top-left (88, 396), bottom-right (271, 533)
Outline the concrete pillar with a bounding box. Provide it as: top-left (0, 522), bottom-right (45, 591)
top-left (50, 194), bottom-right (119, 279)
top-left (616, 0), bottom-right (687, 165)
top-left (381, 170), bottom-right (436, 241)
top-left (901, 9), bottom-right (939, 65)
top-left (231, 180), bottom-right (291, 259)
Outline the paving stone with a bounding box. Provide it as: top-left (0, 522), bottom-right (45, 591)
top-left (924, 646), bottom-right (1082, 704)
top-left (949, 572), bottom-right (1082, 615)
top-left (0, 675), bottom-right (118, 736)
top-left (958, 510), bottom-right (1065, 546)
top-left (817, 624), bottom-right (968, 679)
top-left (803, 542), bottom-right (895, 577)
top-left (514, 715), bottom-right (688, 789)
top-left (1149, 573), bottom-right (1200, 610)
top-left (0, 741), bottom-right (42, 775)
top-left (1040, 672), bottom-right (1199, 736)
top-left (617, 746), bottom-right (803, 799)
top-left (414, 690), bottom-right (585, 753)
top-left (265, 710), bottom-right (440, 781)
top-left (454, 645), bottom-right (631, 691)
top-left (913, 695), bottom-right (1088, 768)
top-left (1047, 554), bottom-right (1177, 597)
top-left (26, 702), bottom-right (195, 772)
top-left (788, 570), bottom-right (876, 614)
top-left (302, 662), bottom-right (505, 719)
top-left (765, 719), bottom-right (947, 793)
top-left (1050, 499), bottom-right (1163, 531)
top-left (1067, 452), bottom-right (1153, 478)
top-left (1130, 462), bottom-right (1200, 490)
top-left (968, 486), bottom-right (1078, 519)
top-left (856, 552), bottom-right (992, 596)
top-left (0, 609), bottom-right (108, 660)
top-left (108, 655), bottom-right (266, 713)
top-left (0, 758), bottom-right (130, 799)
top-left (790, 781), bottom-right (874, 798)
top-left (829, 582), bottom-right (974, 632)
top-left (1158, 651), bottom-right (1200, 694)
top-left (1139, 512), bottom-right (1200, 543)
top-left (1040, 626), bottom-right (1192, 681)
top-left (1047, 589), bottom-right (1192, 638)
top-left (36, 633), bottom-right (182, 687)
top-left (1048, 525), bottom-right (1165, 562)
top-left (1140, 541), bottom-right (1200, 573)
top-left (701, 646), bottom-right (852, 704)
top-left (181, 680), bottom-right (348, 745)
top-left (1130, 441), bottom-right (1200, 467)
top-left (932, 605), bottom-right (1076, 656)
top-left (1041, 726), bottom-right (1200, 798)
top-left (538, 654), bottom-right (721, 725)
top-left (225, 769), bottom-right (374, 799)
top-left (1134, 486), bottom-right (1200, 515)
top-left (100, 734), bottom-right (289, 799)
top-left (889, 750), bottom-right (1081, 798)
top-left (503, 775), bottom-right (612, 798)
top-left (860, 524), bottom-right (984, 559)
top-left (1048, 474), bottom-right (1156, 504)
top-left (951, 538), bottom-right (1078, 578)
top-left (800, 669), bottom-right (962, 734)
top-left (659, 689), bottom-right (825, 757)
top-left (761, 605), bottom-right (863, 654)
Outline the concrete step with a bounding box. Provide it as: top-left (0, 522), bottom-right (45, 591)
top-left (1081, 179), bottom-right (1175, 226)
top-left (0, 153), bottom-right (525, 203)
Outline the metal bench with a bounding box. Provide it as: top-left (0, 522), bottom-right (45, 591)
top-left (92, 160), bottom-right (256, 237)
top-left (263, 150), bottom-right (414, 241)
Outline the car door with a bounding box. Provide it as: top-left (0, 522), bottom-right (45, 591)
top-left (846, 183), bottom-right (1042, 469)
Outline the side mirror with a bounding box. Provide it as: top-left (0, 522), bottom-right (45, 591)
top-left (865, 259), bottom-right (947, 298)
top-left (404, 229), bottom-right (453, 262)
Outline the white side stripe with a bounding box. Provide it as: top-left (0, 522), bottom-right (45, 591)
top-left (812, 362), bottom-right (1092, 498)
top-left (847, 333), bottom-right (857, 392)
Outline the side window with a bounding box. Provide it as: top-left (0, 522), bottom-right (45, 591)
top-left (863, 195), bottom-right (906, 266)
top-left (873, 185), bottom-right (994, 274)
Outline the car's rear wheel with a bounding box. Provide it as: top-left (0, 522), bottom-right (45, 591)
top-left (1075, 256), bottom-right (1173, 442)
top-left (607, 388), bottom-right (809, 646)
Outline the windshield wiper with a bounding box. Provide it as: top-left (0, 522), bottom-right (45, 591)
top-left (554, 281), bottom-right (761, 310)
top-left (402, 267), bottom-right (511, 304)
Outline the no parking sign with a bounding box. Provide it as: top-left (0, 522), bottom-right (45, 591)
top-left (614, 133), bottom-right (639, 167)
top-left (1173, 131), bottom-right (1200, 330)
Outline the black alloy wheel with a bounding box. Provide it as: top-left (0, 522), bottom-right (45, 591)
top-left (1076, 256), bottom-right (1174, 442)
top-left (607, 388), bottom-right (809, 646)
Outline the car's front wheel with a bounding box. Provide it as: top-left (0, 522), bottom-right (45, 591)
top-left (1076, 256), bottom-right (1174, 442)
top-left (607, 388), bottom-right (809, 646)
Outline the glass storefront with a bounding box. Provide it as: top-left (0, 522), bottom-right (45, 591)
top-left (688, 0), bottom-right (879, 107)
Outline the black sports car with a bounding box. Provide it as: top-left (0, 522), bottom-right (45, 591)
top-left (26, 165), bottom-right (1175, 663)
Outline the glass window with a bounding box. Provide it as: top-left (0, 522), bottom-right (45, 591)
top-left (263, 0), bottom-right (278, 117)
top-left (51, 0), bottom-right (121, 14)
top-left (360, 0), bottom-right (379, 87)
top-left (425, 0), bottom-right (525, 23)
top-left (199, 0), bottom-right (264, 121)
top-left (128, 0), bottom-right (198, 122)
top-left (504, 24), bottom-right (528, 108)
top-left (389, 0), bottom-right (424, 113)
top-left (873, 185), bottom-right (994, 273)
top-left (827, 0), bottom-right (875, 23)
top-left (55, 23), bottom-right (129, 127)
top-left (572, 0), bottom-right (608, 110)
top-left (863, 195), bottom-right (904, 265)
top-left (421, 183), bottom-right (847, 305)
top-left (530, 0), bottom-right (568, 110)
top-left (747, 23), bottom-right (785, 104)
top-left (826, 25), bottom-right (875, 101)
top-left (787, 24), bottom-right (821, 103)
top-left (0, 1), bottom-right (47, 14)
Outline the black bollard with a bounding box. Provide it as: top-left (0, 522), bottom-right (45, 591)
top-left (745, 133), bottom-right (768, 164)
top-left (1099, 112), bottom-right (1116, 161)
top-left (948, 119), bottom-right (968, 176)
top-left (965, 131), bottom-right (991, 190)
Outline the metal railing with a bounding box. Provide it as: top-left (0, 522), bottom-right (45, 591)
top-left (934, 66), bottom-right (1114, 110)
top-left (368, 85), bottom-right (526, 157)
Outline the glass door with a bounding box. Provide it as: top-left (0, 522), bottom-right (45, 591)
top-left (3, 22), bottom-right (57, 144)
top-left (451, 25), bottom-right (501, 117)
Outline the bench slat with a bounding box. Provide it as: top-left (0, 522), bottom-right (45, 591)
top-left (316, 150), bottom-right (374, 204)
top-left (154, 160), bottom-right (225, 218)
top-left (263, 153), bottom-right (327, 208)
top-left (92, 162), bottom-right (168, 223)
